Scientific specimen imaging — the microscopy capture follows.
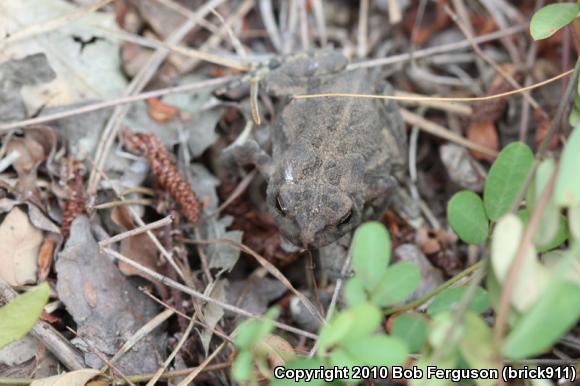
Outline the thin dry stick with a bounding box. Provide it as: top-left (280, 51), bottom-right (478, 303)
top-left (445, 5), bottom-right (540, 110)
top-left (101, 309), bottom-right (174, 373)
top-left (92, 25), bottom-right (249, 70)
top-left (0, 76), bottom-right (234, 132)
top-left (357, 0), bottom-right (369, 58)
top-left (259, 0), bottom-right (283, 52)
top-left (311, 0), bottom-right (328, 46)
top-left (142, 289), bottom-right (233, 343)
top-left (400, 109), bottom-right (498, 157)
top-left (186, 238), bottom-right (325, 325)
top-left (211, 169), bottom-right (257, 217)
top-left (349, 24), bottom-right (524, 70)
top-left (102, 247), bottom-right (317, 339)
top-left (92, 198), bottom-right (155, 210)
top-left (494, 169), bottom-right (558, 341)
top-left (145, 310), bottom-right (195, 386)
top-left (153, 0), bottom-right (220, 33)
top-left (99, 216), bottom-right (173, 246)
top-left (89, 158), bottom-right (185, 279)
top-left (176, 341), bottom-right (227, 386)
top-left (394, 90), bottom-right (472, 116)
top-left (294, 68), bottom-right (573, 102)
top-left (65, 327), bottom-right (135, 386)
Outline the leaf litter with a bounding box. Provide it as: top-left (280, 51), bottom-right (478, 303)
top-left (0, 0), bottom-right (577, 384)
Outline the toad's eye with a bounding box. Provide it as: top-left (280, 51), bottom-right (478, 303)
top-left (338, 210), bottom-right (352, 226)
top-left (275, 194), bottom-right (287, 216)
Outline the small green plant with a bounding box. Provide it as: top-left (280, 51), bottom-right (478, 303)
top-left (0, 282), bottom-right (50, 349)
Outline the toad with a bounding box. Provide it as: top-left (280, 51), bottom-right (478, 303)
top-left (224, 50), bottom-right (407, 248)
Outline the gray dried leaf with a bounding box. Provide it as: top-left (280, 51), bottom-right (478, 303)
top-left (0, 54), bottom-right (56, 122)
top-left (225, 277), bottom-right (287, 316)
top-left (55, 216), bottom-right (164, 374)
top-left (394, 244), bottom-right (444, 303)
top-left (199, 279), bottom-right (227, 355)
top-left (440, 143), bottom-right (486, 192)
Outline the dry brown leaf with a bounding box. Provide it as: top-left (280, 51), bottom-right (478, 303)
top-left (466, 120), bottom-right (498, 162)
top-left (30, 369), bottom-right (101, 386)
top-left (0, 207), bottom-right (43, 286)
top-left (110, 206), bottom-right (161, 281)
top-left (146, 97), bottom-right (179, 123)
top-left (37, 236), bottom-right (57, 281)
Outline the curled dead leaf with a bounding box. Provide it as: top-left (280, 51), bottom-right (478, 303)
top-left (146, 97), bottom-right (179, 123)
top-left (466, 121), bottom-right (498, 162)
top-left (0, 207), bottom-right (43, 286)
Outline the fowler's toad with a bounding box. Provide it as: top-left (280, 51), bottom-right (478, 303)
top-left (226, 50), bottom-right (407, 248)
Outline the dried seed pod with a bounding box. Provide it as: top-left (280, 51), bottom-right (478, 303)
top-left (61, 158), bottom-right (85, 240)
top-left (121, 129), bottom-right (201, 224)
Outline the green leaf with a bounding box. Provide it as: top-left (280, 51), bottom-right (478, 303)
top-left (391, 313), bottom-right (429, 353)
top-left (318, 303), bottom-right (381, 352)
top-left (233, 308), bottom-right (279, 350)
top-left (231, 351), bottom-right (253, 382)
top-left (369, 262), bottom-right (420, 307)
top-left (352, 222), bottom-right (391, 290)
top-left (427, 286), bottom-right (490, 316)
top-left (530, 3), bottom-right (579, 40)
top-left (342, 335), bottom-right (409, 367)
top-left (555, 126), bottom-right (580, 206)
top-left (344, 276), bottom-right (368, 307)
top-left (459, 313), bottom-right (499, 386)
top-left (0, 282), bottom-right (49, 349)
top-left (484, 142), bottom-right (533, 220)
top-left (503, 280), bottom-right (580, 359)
top-left (517, 210), bottom-right (568, 253)
top-left (447, 191), bottom-right (489, 244)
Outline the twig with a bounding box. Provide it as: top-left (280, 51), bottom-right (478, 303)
top-left (394, 90), bottom-right (472, 116)
top-left (92, 198), bottom-right (155, 210)
top-left (294, 68), bottom-right (573, 102)
top-left (445, 5), bottom-right (540, 110)
top-left (348, 25), bottom-right (525, 70)
top-left (176, 341), bottom-right (227, 386)
top-left (102, 247), bottom-right (317, 340)
top-left (311, 0), bottom-right (328, 45)
top-left (142, 288), bottom-right (233, 343)
top-left (259, 0), bottom-right (283, 52)
top-left (145, 310), bottom-right (194, 386)
top-left (357, 0), bottom-right (369, 58)
top-left (400, 109), bottom-right (498, 157)
top-left (0, 76), bottom-right (235, 132)
top-left (92, 25), bottom-right (249, 71)
top-left (101, 309), bottom-right (174, 374)
top-left (65, 327), bottom-right (135, 386)
top-left (184, 238), bottom-right (326, 325)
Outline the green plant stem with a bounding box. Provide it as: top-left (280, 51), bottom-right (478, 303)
top-left (384, 259), bottom-right (485, 315)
